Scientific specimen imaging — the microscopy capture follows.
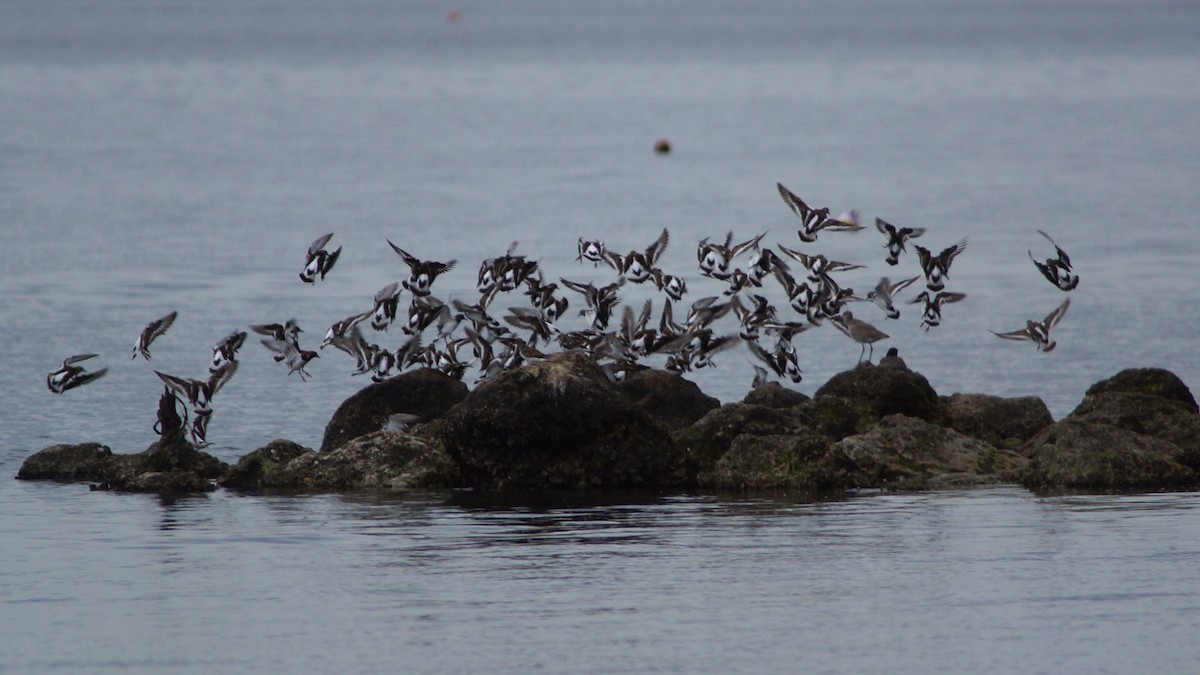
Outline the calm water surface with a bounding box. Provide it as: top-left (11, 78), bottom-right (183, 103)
top-left (4, 1), bottom-right (1200, 671)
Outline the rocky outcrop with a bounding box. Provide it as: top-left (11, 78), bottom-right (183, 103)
top-left (701, 434), bottom-right (856, 491)
top-left (437, 352), bottom-right (683, 490)
top-left (814, 361), bottom-right (940, 423)
top-left (219, 439), bottom-right (312, 490)
top-left (742, 382), bottom-right (810, 409)
top-left (319, 368), bottom-right (469, 453)
top-left (17, 437), bottom-right (225, 493)
top-left (1019, 368), bottom-right (1200, 489)
top-left (834, 414), bottom-right (1026, 490)
top-left (938, 393), bottom-right (1053, 450)
top-left (616, 368), bottom-right (721, 430)
top-left (673, 403), bottom-right (811, 470)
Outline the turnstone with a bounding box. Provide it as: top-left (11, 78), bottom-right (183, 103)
top-left (132, 310), bottom-right (177, 360)
top-left (370, 282), bottom-right (402, 331)
top-left (47, 354), bottom-right (108, 394)
top-left (1029, 230), bottom-right (1079, 291)
top-left (696, 230), bottom-right (765, 280)
top-left (650, 268), bottom-right (688, 302)
top-left (866, 276), bottom-right (920, 320)
top-left (991, 298), bottom-right (1070, 352)
top-left (776, 182), bottom-right (835, 243)
top-left (250, 319), bottom-right (302, 362)
top-left (730, 294), bottom-right (778, 340)
top-left (260, 338), bottom-right (319, 380)
top-left (776, 246), bottom-right (865, 284)
top-left (746, 339), bottom-right (803, 383)
top-left (403, 295), bottom-right (454, 337)
top-left (387, 240), bottom-right (456, 297)
top-left (832, 311), bottom-right (889, 364)
top-left (909, 290), bottom-right (967, 330)
top-left (611, 228), bottom-right (670, 284)
top-left (155, 362), bottom-right (238, 446)
top-left (210, 330), bottom-right (248, 373)
top-left (576, 238), bottom-right (607, 266)
top-left (915, 237), bottom-right (968, 292)
top-left (875, 218), bottom-right (926, 266)
top-left (299, 233), bottom-right (342, 283)
top-left (560, 277), bottom-right (623, 330)
top-left (322, 311), bottom-right (372, 349)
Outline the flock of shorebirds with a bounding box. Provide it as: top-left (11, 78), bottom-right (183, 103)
top-left (46, 183), bottom-right (1080, 447)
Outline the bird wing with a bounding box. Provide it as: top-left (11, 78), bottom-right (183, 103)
top-left (308, 232), bottom-right (334, 256)
top-left (386, 239), bottom-right (420, 269)
top-left (1044, 298), bottom-right (1070, 328)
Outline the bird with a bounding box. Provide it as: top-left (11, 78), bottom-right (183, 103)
top-left (746, 339), bottom-right (803, 383)
top-left (875, 218), bottom-right (926, 266)
top-left (250, 319), bottom-right (302, 362)
top-left (47, 354), bottom-right (108, 394)
top-left (777, 182), bottom-right (837, 243)
top-left (909, 290), bottom-right (967, 330)
top-left (576, 238), bottom-right (607, 266)
top-left (155, 362), bottom-right (238, 446)
top-left (915, 237), bottom-right (968, 291)
top-left (866, 276), bottom-right (920, 319)
top-left (697, 230), bottom-right (765, 280)
top-left (832, 311), bottom-right (889, 364)
top-left (132, 310), bottom-right (177, 360)
top-left (1029, 230), bottom-right (1079, 291)
top-left (260, 338), bottom-right (320, 380)
top-left (370, 282), bottom-right (402, 331)
top-left (299, 233), bottom-right (341, 283)
top-left (210, 330), bottom-right (248, 373)
top-left (388, 240), bottom-right (456, 297)
top-left (609, 228), bottom-right (670, 284)
top-left (991, 298), bottom-right (1070, 352)
top-left (322, 311), bottom-right (372, 349)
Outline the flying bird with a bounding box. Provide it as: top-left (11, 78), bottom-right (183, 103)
top-left (991, 298), bottom-right (1070, 352)
top-left (1029, 230), bottom-right (1079, 291)
top-left (132, 310), bottom-right (177, 360)
top-left (47, 354), bottom-right (108, 394)
top-left (299, 233), bottom-right (341, 283)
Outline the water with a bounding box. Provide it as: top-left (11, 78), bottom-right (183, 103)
top-left (3, 1), bottom-right (1200, 671)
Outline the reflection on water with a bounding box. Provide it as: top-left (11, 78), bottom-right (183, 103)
top-left (4, 484), bottom-right (1200, 672)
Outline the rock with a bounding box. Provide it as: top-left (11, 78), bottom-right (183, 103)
top-left (220, 439), bottom-right (312, 490)
top-left (814, 361), bottom-right (939, 423)
top-left (742, 382), bottom-right (810, 409)
top-left (17, 436), bottom-right (225, 493)
top-left (834, 414), bottom-right (1026, 490)
top-left (320, 368), bottom-right (469, 453)
top-left (700, 433), bottom-right (854, 491)
top-left (1083, 368), bottom-right (1198, 414)
top-left (263, 430), bottom-right (458, 490)
top-left (437, 352), bottom-right (682, 490)
top-left (616, 368), bottom-right (720, 430)
top-left (795, 395), bottom-right (878, 441)
top-left (1021, 420), bottom-right (1197, 490)
top-left (1067, 391), bottom-right (1200, 474)
top-left (674, 403), bottom-right (811, 471)
top-left (16, 442), bottom-right (117, 481)
top-left (938, 393), bottom-right (1054, 450)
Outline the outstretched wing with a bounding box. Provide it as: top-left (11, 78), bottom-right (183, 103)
top-left (308, 232), bottom-right (334, 257)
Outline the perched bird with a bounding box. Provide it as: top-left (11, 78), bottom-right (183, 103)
top-left (991, 298), bottom-right (1070, 352)
top-left (875, 218), bottom-right (926, 266)
top-left (132, 310), bottom-right (177, 360)
top-left (1029, 230), bottom-right (1080, 291)
top-left (299, 233), bottom-right (341, 283)
top-left (47, 354), bottom-right (108, 394)
top-left (388, 240), bottom-right (456, 297)
top-left (909, 290), bottom-right (967, 330)
top-left (832, 311), bottom-right (889, 364)
top-left (210, 330), bottom-right (248, 373)
top-left (777, 182), bottom-right (835, 243)
top-left (866, 276), bottom-right (920, 320)
top-left (915, 237), bottom-right (968, 291)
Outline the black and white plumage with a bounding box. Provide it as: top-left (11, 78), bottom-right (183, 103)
top-left (610, 228), bottom-right (670, 284)
top-left (746, 339), bottom-right (803, 383)
top-left (47, 354), bottom-right (108, 394)
top-left (299, 233), bottom-right (341, 283)
top-left (388, 240), bottom-right (456, 297)
top-left (370, 282), bottom-right (402, 331)
top-left (909, 290), bottom-right (967, 330)
top-left (260, 339), bottom-right (319, 380)
top-left (576, 238), bottom-right (607, 266)
top-left (210, 330), bottom-right (248, 373)
top-left (250, 319), bottom-right (302, 362)
top-left (915, 237), bottom-right (968, 292)
top-left (696, 231), bottom-right (765, 281)
top-left (1029, 230), bottom-right (1079, 291)
top-left (777, 182), bottom-right (836, 243)
top-left (155, 362), bottom-right (238, 445)
top-left (991, 298), bottom-right (1070, 352)
top-left (132, 310), bottom-right (177, 360)
top-left (875, 218), bottom-right (926, 266)
top-left (866, 276), bottom-right (920, 320)
top-left (322, 311), bottom-right (372, 349)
